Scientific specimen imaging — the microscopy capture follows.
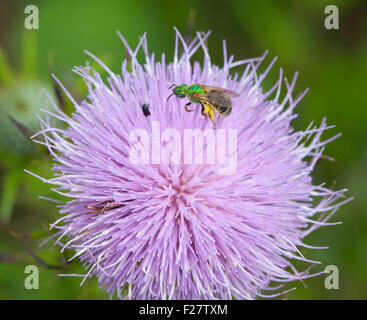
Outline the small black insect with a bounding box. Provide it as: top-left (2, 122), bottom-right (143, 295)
top-left (141, 104), bottom-right (151, 117)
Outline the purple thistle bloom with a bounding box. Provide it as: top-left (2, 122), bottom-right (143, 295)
top-left (28, 29), bottom-right (351, 299)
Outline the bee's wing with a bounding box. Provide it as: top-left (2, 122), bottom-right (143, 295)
top-left (196, 84), bottom-right (240, 98)
top-left (191, 91), bottom-right (233, 117)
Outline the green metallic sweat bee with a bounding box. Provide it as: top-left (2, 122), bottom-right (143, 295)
top-left (167, 84), bottom-right (239, 128)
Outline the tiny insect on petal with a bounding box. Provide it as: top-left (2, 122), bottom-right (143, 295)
top-left (141, 104), bottom-right (151, 117)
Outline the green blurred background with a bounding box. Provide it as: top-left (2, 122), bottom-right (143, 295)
top-left (0, 0), bottom-right (366, 299)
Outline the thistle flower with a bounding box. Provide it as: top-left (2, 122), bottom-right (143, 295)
top-left (28, 29), bottom-right (351, 299)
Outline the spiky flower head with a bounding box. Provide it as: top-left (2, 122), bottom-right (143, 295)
top-left (28, 29), bottom-right (351, 299)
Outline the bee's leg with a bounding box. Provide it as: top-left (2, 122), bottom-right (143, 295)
top-left (200, 103), bottom-right (207, 117)
top-left (204, 103), bottom-right (216, 129)
top-left (185, 102), bottom-right (194, 112)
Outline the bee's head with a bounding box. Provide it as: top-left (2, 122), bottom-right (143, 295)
top-left (167, 84), bottom-right (187, 101)
top-left (172, 84), bottom-right (188, 98)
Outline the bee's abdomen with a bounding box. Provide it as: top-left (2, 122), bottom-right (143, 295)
top-left (219, 105), bottom-right (231, 114)
top-left (207, 90), bottom-right (232, 116)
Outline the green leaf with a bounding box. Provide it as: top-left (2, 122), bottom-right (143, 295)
top-left (0, 79), bottom-right (59, 158)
